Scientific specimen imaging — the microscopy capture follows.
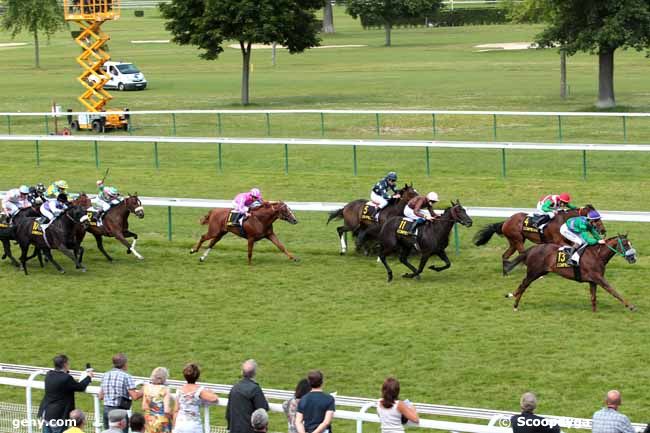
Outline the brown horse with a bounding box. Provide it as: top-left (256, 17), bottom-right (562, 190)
top-left (503, 234), bottom-right (637, 312)
top-left (190, 201), bottom-right (298, 264)
top-left (473, 205), bottom-right (605, 274)
top-left (79, 195), bottom-right (145, 261)
top-left (326, 184), bottom-right (419, 255)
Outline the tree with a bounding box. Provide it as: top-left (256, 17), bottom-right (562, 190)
top-left (161, 0), bottom-right (325, 105)
top-left (323, 1), bottom-right (335, 33)
top-left (346, 0), bottom-right (442, 47)
top-left (1, 0), bottom-right (66, 68)
top-left (533, 0), bottom-right (650, 108)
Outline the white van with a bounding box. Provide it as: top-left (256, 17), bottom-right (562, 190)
top-left (94, 61), bottom-right (147, 90)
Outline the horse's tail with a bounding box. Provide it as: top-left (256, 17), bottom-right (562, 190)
top-left (473, 221), bottom-right (504, 246)
top-left (326, 208), bottom-right (344, 225)
top-left (503, 248), bottom-right (531, 275)
top-left (199, 210), bottom-right (213, 225)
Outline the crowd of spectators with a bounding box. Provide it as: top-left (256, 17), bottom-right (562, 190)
top-left (35, 353), bottom-right (647, 433)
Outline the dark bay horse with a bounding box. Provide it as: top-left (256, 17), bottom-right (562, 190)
top-left (378, 200), bottom-right (473, 282)
top-left (15, 205), bottom-right (89, 274)
top-left (473, 205), bottom-right (605, 274)
top-left (503, 235), bottom-right (637, 312)
top-left (1, 206), bottom-right (41, 267)
top-left (327, 184), bottom-right (419, 255)
top-left (190, 201), bottom-right (298, 264)
top-left (80, 195), bottom-right (145, 261)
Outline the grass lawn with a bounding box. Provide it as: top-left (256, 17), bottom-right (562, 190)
top-left (0, 6), bottom-right (649, 431)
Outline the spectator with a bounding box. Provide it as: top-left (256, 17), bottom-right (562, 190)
top-left (143, 367), bottom-right (172, 433)
top-left (295, 370), bottom-right (335, 433)
top-left (131, 413), bottom-right (147, 433)
top-left (226, 360), bottom-right (269, 433)
top-left (251, 409), bottom-right (269, 433)
top-left (283, 379), bottom-right (312, 433)
top-left (510, 392), bottom-right (559, 433)
top-left (173, 363), bottom-right (219, 433)
top-left (102, 410), bottom-right (128, 433)
top-left (64, 410), bottom-right (86, 433)
top-left (592, 390), bottom-right (635, 433)
top-left (99, 353), bottom-right (143, 433)
top-left (377, 377), bottom-right (419, 433)
top-left (38, 354), bottom-right (93, 433)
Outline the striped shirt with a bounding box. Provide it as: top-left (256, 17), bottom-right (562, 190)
top-left (592, 408), bottom-right (635, 433)
top-left (100, 368), bottom-right (136, 407)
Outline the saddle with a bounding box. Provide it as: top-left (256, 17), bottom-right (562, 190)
top-left (556, 247), bottom-right (582, 281)
top-left (0, 215), bottom-right (10, 229)
top-left (396, 218), bottom-right (419, 237)
top-left (227, 211), bottom-right (247, 237)
top-left (31, 220), bottom-right (45, 236)
top-left (361, 203), bottom-right (379, 222)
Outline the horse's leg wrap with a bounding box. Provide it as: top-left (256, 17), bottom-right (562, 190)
top-left (130, 238), bottom-right (144, 260)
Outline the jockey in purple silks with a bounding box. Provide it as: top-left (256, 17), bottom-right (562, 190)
top-left (231, 188), bottom-right (263, 225)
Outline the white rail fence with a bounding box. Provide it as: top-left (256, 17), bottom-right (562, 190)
top-left (2, 363), bottom-right (646, 433)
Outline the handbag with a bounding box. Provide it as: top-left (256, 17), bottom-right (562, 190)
top-left (117, 396), bottom-right (132, 410)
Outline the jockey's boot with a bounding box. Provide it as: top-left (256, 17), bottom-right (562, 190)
top-left (568, 244), bottom-right (587, 266)
top-left (374, 209), bottom-right (381, 222)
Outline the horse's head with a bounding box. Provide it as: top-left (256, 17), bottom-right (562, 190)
top-left (125, 194), bottom-right (144, 219)
top-left (397, 183), bottom-right (419, 201)
top-left (608, 233), bottom-right (637, 264)
top-left (66, 205), bottom-right (90, 227)
top-left (446, 199), bottom-right (473, 227)
top-left (580, 204), bottom-right (606, 235)
top-left (275, 202), bottom-right (298, 225)
top-left (71, 192), bottom-right (92, 208)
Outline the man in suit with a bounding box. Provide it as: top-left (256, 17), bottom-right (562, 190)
top-left (226, 359), bottom-right (269, 433)
top-left (511, 392), bottom-right (560, 433)
top-left (38, 354), bottom-right (93, 433)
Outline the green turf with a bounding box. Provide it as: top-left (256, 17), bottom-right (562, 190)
top-left (1, 6), bottom-right (650, 430)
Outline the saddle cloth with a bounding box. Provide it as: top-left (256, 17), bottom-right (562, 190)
top-left (523, 216), bottom-right (542, 234)
top-left (361, 203), bottom-right (378, 222)
top-left (396, 218), bottom-right (418, 237)
top-left (227, 210), bottom-right (242, 227)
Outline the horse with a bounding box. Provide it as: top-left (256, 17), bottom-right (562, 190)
top-left (326, 183), bottom-right (419, 255)
top-left (378, 200), bottom-right (473, 282)
top-left (473, 205), bottom-right (605, 274)
top-left (15, 205), bottom-right (89, 275)
top-left (0, 206), bottom-right (42, 268)
top-left (190, 201), bottom-right (298, 264)
top-left (503, 234), bottom-right (637, 312)
top-left (80, 194), bottom-right (145, 261)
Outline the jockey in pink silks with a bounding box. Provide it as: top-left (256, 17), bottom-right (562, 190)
top-left (231, 188), bottom-right (263, 225)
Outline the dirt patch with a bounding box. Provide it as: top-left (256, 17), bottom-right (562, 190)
top-left (474, 42), bottom-right (537, 52)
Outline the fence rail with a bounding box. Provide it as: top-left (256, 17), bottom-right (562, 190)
top-left (2, 363), bottom-right (646, 433)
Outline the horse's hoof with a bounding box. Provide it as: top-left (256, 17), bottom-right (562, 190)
top-left (291, 257), bottom-right (300, 262)
top-left (199, 257), bottom-right (205, 263)
top-left (513, 307), bottom-right (518, 312)
top-left (59, 269), bottom-right (66, 274)
top-left (80, 267), bottom-right (87, 273)
top-left (402, 273), bottom-right (413, 279)
top-left (387, 274), bottom-right (393, 283)
top-left (506, 293), bottom-right (514, 298)
top-left (628, 304), bottom-right (636, 312)
top-left (189, 249), bottom-right (196, 254)
top-left (415, 273), bottom-right (421, 280)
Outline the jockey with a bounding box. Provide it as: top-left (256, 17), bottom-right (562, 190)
top-left (404, 192), bottom-right (439, 224)
top-left (371, 172), bottom-right (400, 221)
top-left (40, 193), bottom-right (69, 230)
top-left (534, 193), bottom-right (577, 227)
top-left (46, 180), bottom-right (69, 199)
top-left (28, 183), bottom-right (46, 205)
top-left (2, 185), bottom-right (31, 220)
top-left (559, 211), bottom-right (605, 266)
top-left (92, 180), bottom-right (121, 225)
top-left (232, 188), bottom-right (263, 225)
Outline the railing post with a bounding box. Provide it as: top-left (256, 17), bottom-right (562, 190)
top-left (217, 143), bottom-right (223, 172)
top-left (557, 115), bottom-right (563, 143)
top-left (167, 206), bottom-right (173, 241)
top-left (6, 115), bottom-right (10, 135)
top-left (425, 146), bottom-right (430, 176)
top-left (582, 150), bottom-right (587, 180)
top-left (492, 114), bottom-right (497, 141)
top-left (431, 113), bottom-right (436, 138)
top-left (153, 141), bottom-right (160, 169)
top-left (375, 113), bottom-right (380, 136)
top-left (35, 140), bottom-right (40, 167)
top-left (622, 116), bottom-right (627, 143)
top-left (284, 143), bottom-right (289, 175)
top-left (266, 113), bottom-right (271, 136)
top-left (171, 113), bottom-right (177, 136)
top-left (203, 403), bottom-right (211, 433)
top-left (356, 401), bottom-right (374, 433)
top-left (93, 394), bottom-right (103, 433)
top-left (454, 223), bottom-right (460, 255)
top-left (44, 115), bottom-right (49, 135)
top-left (352, 145), bottom-right (358, 176)
top-left (94, 140), bottom-right (100, 168)
top-left (26, 370), bottom-right (45, 433)
top-left (501, 148), bottom-right (506, 178)
top-left (320, 112), bottom-right (325, 137)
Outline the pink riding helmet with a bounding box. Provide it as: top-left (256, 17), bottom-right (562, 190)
top-left (250, 188), bottom-right (261, 199)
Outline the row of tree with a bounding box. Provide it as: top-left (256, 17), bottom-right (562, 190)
top-left (3, 0), bottom-right (650, 108)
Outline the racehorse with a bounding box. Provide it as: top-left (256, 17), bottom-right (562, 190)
top-left (15, 205), bottom-right (89, 275)
top-left (378, 200), bottom-right (473, 282)
top-left (0, 206), bottom-right (42, 268)
top-left (79, 194), bottom-right (145, 261)
top-left (503, 234), bottom-right (637, 312)
top-left (190, 201), bottom-right (298, 264)
top-left (326, 184), bottom-right (419, 255)
top-left (473, 205), bottom-right (605, 274)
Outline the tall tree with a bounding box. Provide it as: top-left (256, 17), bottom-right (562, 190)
top-left (533, 0), bottom-right (650, 108)
top-left (323, 1), bottom-right (335, 33)
top-left (1, 0), bottom-right (66, 68)
top-left (346, 0), bottom-right (442, 47)
top-left (161, 0), bottom-right (325, 105)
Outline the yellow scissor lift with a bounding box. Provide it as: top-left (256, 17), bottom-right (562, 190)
top-left (64, 0), bottom-right (129, 133)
